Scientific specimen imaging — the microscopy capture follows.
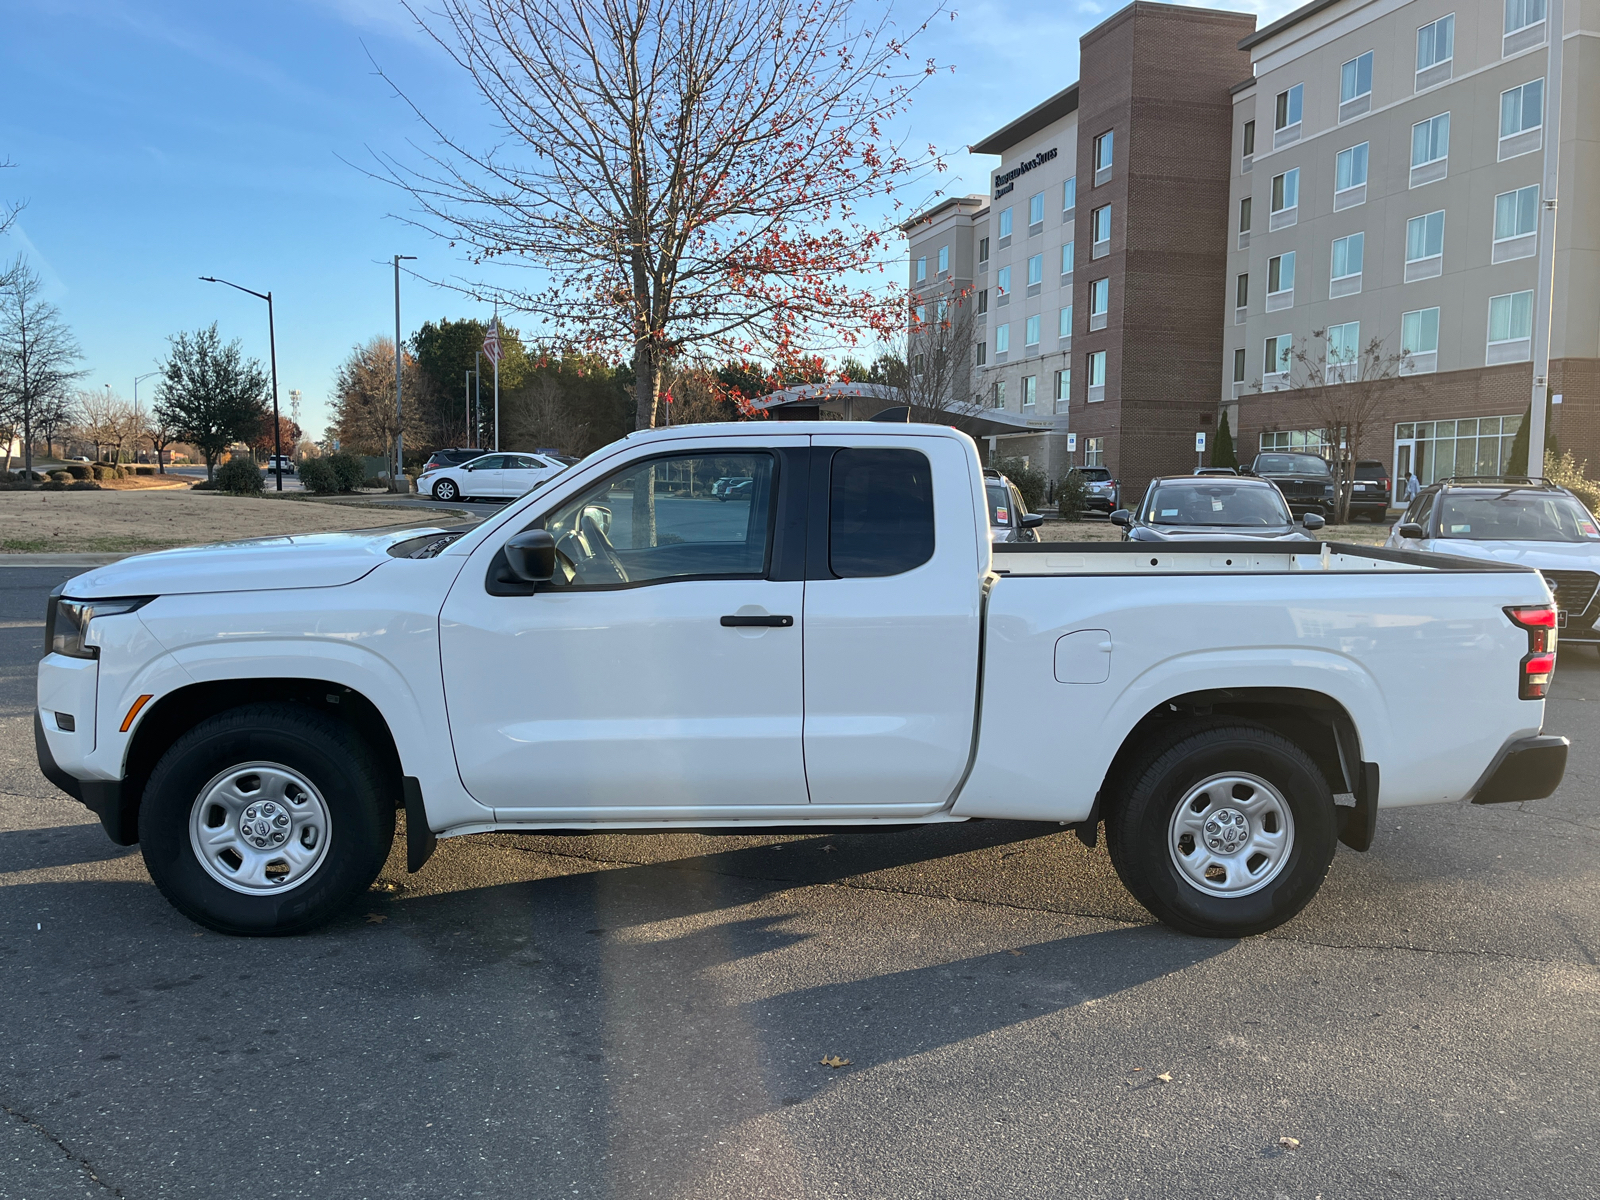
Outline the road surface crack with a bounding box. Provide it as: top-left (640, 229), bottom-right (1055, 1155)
top-left (1, 1100), bottom-right (124, 1197)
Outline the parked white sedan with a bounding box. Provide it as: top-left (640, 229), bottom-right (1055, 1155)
top-left (419, 452), bottom-right (567, 502)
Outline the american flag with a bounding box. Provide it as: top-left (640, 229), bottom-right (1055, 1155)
top-left (482, 319), bottom-right (502, 364)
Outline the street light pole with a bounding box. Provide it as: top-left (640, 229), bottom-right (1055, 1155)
top-left (1526, 0), bottom-right (1564, 475)
top-left (393, 255), bottom-right (417, 488)
top-left (474, 351), bottom-right (482, 447)
top-left (134, 371), bottom-right (161, 469)
top-left (199, 276), bottom-right (283, 490)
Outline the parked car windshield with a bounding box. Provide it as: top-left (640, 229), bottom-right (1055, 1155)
top-left (1437, 492), bottom-right (1600, 542)
top-left (1255, 454), bottom-right (1330, 477)
top-left (1145, 483), bottom-right (1291, 527)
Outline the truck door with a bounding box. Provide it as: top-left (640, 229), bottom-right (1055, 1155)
top-left (439, 438), bottom-right (811, 812)
top-left (801, 434), bottom-right (986, 808)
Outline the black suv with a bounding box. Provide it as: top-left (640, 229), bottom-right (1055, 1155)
top-left (422, 448), bottom-right (486, 471)
top-left (1348, 459), bottom-right (1392, 520)
top-left (1247, 452), bottom-right (1334, 516)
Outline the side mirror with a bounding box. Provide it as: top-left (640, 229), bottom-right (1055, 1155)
top-left (1021, 512), bottom-right (1044, 529)
top-left (1109, 509), bottom-right (1132, 528)
top-left (1397, 522), bottom-right (1425, 540)
top-left (1302, 512), bottom-right (1326, 531)
top-left (504, 529), bottom-right (557, 582)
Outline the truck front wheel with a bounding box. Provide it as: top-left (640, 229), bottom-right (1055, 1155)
top-left (139, 703), bottom-right (395, 936)
top-left (1105, 722), bottom-right (1336, 937)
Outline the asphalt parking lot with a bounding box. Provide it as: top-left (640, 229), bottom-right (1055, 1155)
top-left (2, 564), bottom-right (1597, 1199)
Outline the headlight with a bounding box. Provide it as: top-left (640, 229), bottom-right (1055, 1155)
top-left (45, 591), bottom-right (153, 660)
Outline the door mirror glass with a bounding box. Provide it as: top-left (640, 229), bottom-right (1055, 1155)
top-left (1301, 512), bottom-right (1326, 530)
top-left (504, 530), bottom-right (557, 582)
top-left (1109, 508), bottom-right (1132, 527)
top-left (1398, 522), bottom-right (1425, 540)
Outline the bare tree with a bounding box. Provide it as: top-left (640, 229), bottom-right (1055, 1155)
top-left (372, 0), bottom-right (948, 441)
top-left (145, 405), bottom-right (181, 473)
top-left (0, 157), bottom-right (21, 240)
top-left (893, 289), bottom-right (987, 432)
top-left (504, 369), bottom-right (591, 454)
top-left (0, 259), bottom-right (84, 486)
top-left (330, 337), bottom-right (428, 466)
top-left (1256, 329), bottom-right (1421, 523)
top-left (76, 388), bottom-right (121, 464)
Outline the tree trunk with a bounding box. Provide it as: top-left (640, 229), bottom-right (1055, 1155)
top-left (205, 453), bottom-right (215, 481)
top-left (631, 343), bottom-right (659, 548)
top-left (23, 413), bottom-right (33, 490)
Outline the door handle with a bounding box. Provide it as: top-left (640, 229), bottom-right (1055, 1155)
top-left (720, 614), bottom-right (794, 628)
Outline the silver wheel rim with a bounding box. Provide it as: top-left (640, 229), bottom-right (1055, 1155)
top-left (188, 761), bottom-right (332, 895)
top-left (1167, 772), bottom-right (1295, 899)
top-left (435, 481), bottom-right (455, 500)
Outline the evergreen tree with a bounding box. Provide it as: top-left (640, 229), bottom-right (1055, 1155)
top-left (1213, 410), bottom-right (1238, 469)
top-left (153, 324), bottom-right (268, 479)
top-left (1504, 392), bottom-right (1557, 477)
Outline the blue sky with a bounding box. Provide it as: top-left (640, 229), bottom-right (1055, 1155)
top-left (0, 0), bottom-right (1293, 439)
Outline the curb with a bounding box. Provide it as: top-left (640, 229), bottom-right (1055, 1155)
top-left (0, 554), bottom-right (131, 567)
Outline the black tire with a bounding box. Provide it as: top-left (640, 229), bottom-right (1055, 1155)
top-left (432, 478), bottom-right (459, 502)
top-left (1104, 721), bottom-right (1336, 937)
top-left (139, 703), bottom-right (395, 936)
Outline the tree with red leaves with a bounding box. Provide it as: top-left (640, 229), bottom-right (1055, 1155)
top-left (373, 0), bottom-right (950, 432)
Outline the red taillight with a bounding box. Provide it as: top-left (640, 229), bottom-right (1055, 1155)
top-left (1506, 605), bottom-right (1559, 698)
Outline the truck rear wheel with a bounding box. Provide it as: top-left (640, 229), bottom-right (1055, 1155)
top-left (139, 703), bottom-right (395, 936)
top-left (1104, 721), bottom-right (1336, 937)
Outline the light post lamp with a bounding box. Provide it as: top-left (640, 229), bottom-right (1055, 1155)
top-left (200, 276), bottom-right (283, 491)
top-left (393, 255), bottom-right (417, 488)
top-left (134, 371), bottom-right (160, 466)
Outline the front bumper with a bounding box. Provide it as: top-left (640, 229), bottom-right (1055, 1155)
top-left (1469, 734), bottom-right (1569, 805)
top-left (35, 711), bottom-right (134, 843)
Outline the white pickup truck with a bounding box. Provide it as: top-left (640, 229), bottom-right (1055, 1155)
top-left (36, 423), bottom-right (1568, 938)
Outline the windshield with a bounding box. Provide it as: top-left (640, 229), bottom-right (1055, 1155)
top-left (1145, 483), bottom-right (1291, 527)
top-left (1255, 454), bottom-right (1330, 477)
top-left (986, 484), bottom-right (1014, 527)
top-left (1437, 492), bottom-right (1600, 542)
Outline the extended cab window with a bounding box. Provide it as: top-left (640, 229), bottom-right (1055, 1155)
top-left (541, 452), bottom-right (775, 587)
top-left (828, 449), bottom-right (935, 577)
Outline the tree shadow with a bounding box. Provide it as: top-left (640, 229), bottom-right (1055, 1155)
top-left (0, 822), bottom-right (140, 873)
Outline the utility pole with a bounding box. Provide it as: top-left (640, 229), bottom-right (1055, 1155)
top-left (393, 255), bottom-right (417, 487)
top-left (474, 351), bottom-right (482, 447)
top-left (1527, 0), bottom-right (1564, 475)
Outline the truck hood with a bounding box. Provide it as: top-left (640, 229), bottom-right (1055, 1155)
top-left (60, 527), bottom-right (450, 599)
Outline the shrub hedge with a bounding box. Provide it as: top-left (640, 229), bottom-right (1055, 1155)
top-left (215, 457), bottom-right (264, 496)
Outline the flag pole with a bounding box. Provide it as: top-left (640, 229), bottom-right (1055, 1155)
top-left (493, 309), bottom-right (501, 452)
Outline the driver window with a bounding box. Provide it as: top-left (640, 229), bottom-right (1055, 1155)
top-left (470, 456), bottom-right (503, 471)
top-left (539, 452), bottom-right (775, 588)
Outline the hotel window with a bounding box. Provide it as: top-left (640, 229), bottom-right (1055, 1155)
top-left (1504, 0), bottom-right (1547, 45)
top-left (1023, 375), bottom-right (1037, 408)
top-left (1326, 320), bottom-right (1360, 383)
top-left (1059, 305), bottom-right (1073, 338)
top-left (912, 353), bottom-right (925, 377)
top-left (1063, 177), bottom-right (1076, 211)
top-left (1499, 79), bottom-right (1544, 159)
top-left (1061, 241), bottom-right (1074, 275)
top-left (1084, 436), bottom-right (1105, 467)
top-left (1330, 232), bottom-right (1364, 297)
top-left (1334, 142), bottom-right (1368, 209)
top-left (1086, 350), bottom-right (1107, 402)
top-left (936, 298), bottom-right (948, 323)
top-left (1339, 51), bottom-right (1373, 121)
top-left (1027, 253), bottom-right (1043, 287)
top-left (1270, 168), bottom-right (1299, 229)
top-left (976, 340), bottom-right (987, 366)
top-left (1054, 368), bottom-right (1070, 414)
top-left (999, 207), bottom-right (1013, 238)
top-left (994, 379), bottom-right (1007, 409)
top-left (938, 245), bottom-right (949, 274)
top-left (1411, 113), bottom-right (1450, 185)
top-left (1405, 210), bottom-right (1445, 280)
top-left (1025, 314), bottom-right (1041, 347)
top-left (1267, 251), bottom-right (1294, 310)
top-left (995, 323), bottom-right (1010, 354)
top-left (978, 237), bottom-right (990, 264)
top-left (1233, 347), bottom-right (1247, 388)
top-left (1273, 83), bottom-right (1303, 147)
top-left (1029, 192), bottom-right (1045, 228)
top-left (1090, 204), bottom-right (1111, 257)
top-left (1487, 290), bottom-right (1534, 363)
top-left (1493, 184), bottom-right (1539, 261)
top-left (915, 304), bottom-right (926, 327)
top-left (1235, 273), bottom-right (1248, 324)
top-left (915, 257), bottom-right (926, 282)
top-left (1242, 119), bottom-right (1255, 164)
top-left (977, 288), bottom-right (989, 315)
top-left (1238, 196), bottom-right (1253, 247)
top-left (1093, 130), bottom-right (1114, 184)
top-left (1401, 306), bottom-right (1440, 374)
top-left (996, 265), bottom-right (1011, 303)
top-left (1088, 278), bottom-right (1109, 331)
top-left (1417, 14), bottom-right (1454, 89)
top-left (1264, 333), bottom-right (1292, 379)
